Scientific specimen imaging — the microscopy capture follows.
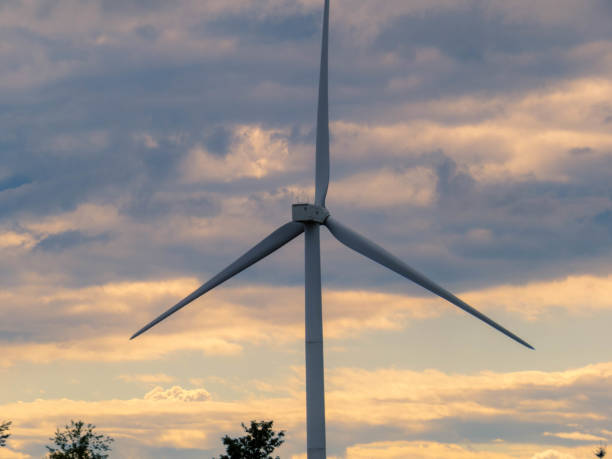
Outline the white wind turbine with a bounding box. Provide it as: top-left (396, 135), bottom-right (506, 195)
top-left (131, 1), bottom-right (533, 458)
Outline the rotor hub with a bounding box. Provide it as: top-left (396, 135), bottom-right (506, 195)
top-left (292, 203), bottom-right (329, 223)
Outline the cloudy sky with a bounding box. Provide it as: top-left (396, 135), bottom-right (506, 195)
top-left (2, 0), bottom-right (612, 457)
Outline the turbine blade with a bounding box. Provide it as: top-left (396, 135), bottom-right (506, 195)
top-left (130, 221), bottom-right (305, 340)
top-left (324, 217), bottom-right (534, 350)
top-left (314, 0), bottom-right (330, 206)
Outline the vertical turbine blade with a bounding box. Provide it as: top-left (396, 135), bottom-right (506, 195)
top-left (314, 0), bottom-right (330, 207)
top-left (130, 221), bottom-right (305, 340)
top-left (325, 217), bottom-right (534, 350)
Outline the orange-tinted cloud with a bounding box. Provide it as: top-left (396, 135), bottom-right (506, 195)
top-left (4, 271), bottom-right (612, 365)
top-left (2, 362), bottom-right (611, 457)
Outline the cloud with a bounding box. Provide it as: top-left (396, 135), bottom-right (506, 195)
top-left (180, 125), bottom-right (292, 182)
top-left (117, 373), bottom-right (175, 384)
top-left (2, 0), bottom-right (612, 296)
top-left (330, 167), bottom-right (436, 208)
top-left (319, 362), bottom-right (612, 444)
top-left (0, 232), bottom-right (37, 251)
top-left (543, 431), bottom-right (608, 442)
top-left (345, 441), bottom-right (518, 458)
top-left (2, 362), bottom-right (612, 458)
top-left (0, 392), bottom-right (300, 454)
top-left (34, 230), bottom-right (110, 252)
top-left (343, 442), bottom-right (589, 459)
top-left (531, 450), bottom-right (577, 459)
top-left (463, 274), bottom-right (612, 319)
top-left (0, 277), bottom-right (443, 365)
top-left (133, 132), bottom-right (159, 149)
top-left (0, 333), bottom-right (244, 368)
top-left (6, 270), bottom-right (612, 365)
top-left (331, 78), bottom-right (612, 184)
top-left (0, 449), bottom-right (31, 459)
top-left (20, 203), bottom-right (122, 238)
top-left (144, 386), bottom-right (211, 402)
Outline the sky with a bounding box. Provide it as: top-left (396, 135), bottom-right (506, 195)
top-left (1, 0), bottom-right (612, 457)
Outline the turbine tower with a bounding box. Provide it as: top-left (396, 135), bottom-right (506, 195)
top-left (131, 1), bottom-right (533, 458)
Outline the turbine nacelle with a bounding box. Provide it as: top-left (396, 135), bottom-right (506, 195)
top-left (292, 203), bottom-right (330, 224)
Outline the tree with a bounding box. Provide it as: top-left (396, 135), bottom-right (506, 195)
top-left (215, 420), bottom-right (285, 459)
top-left (0, 420), bottom-right (11, 447)
top-left (46, 420), bottom-right (113, 459)
top-left (595, 444), bottom-right (607, 458)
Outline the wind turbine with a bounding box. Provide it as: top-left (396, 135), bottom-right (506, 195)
top-left (131, 1), bottom-right (533, 458)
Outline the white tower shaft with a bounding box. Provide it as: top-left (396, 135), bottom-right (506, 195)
top-left (304, 222), bottom-right (326, 459)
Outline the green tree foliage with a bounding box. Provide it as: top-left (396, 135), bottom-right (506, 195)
top-left (0, 420), bottom-right (11, 447)
top-left (46, 420), bottom-right (113, 459)
top-left (215, 420), bottom-right (285, 459)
